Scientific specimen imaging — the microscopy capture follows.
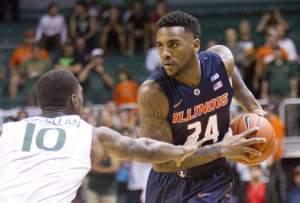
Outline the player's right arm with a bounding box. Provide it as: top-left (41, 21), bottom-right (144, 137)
top-left (137, 80), bottom-right (265, 172)
top-left (92, 126), bottom-right (197, 167)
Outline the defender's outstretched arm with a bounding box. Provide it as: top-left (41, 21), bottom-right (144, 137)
top-left (93, 127), bottom-right (197, 166)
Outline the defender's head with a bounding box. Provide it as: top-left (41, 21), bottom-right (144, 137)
top-left (37, 69), bottom-right (83, 114)
top-left (156, 11), bottom-right (201, 77)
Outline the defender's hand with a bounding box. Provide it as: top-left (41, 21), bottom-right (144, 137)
top-left (219, 127), bottom-right (266, 163)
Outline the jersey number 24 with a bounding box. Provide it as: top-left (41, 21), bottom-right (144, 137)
top-left (186, 114), bottom-right (219, 145)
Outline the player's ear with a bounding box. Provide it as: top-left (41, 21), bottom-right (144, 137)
top-left (71, 94), bottom-right (78, 104)
top-left (193, 38), bottom-right (200, 53)
top-left (70, 94), bottom-right (78, 111)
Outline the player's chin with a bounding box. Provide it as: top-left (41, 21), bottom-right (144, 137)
top-left (164, 66), bottom-right (178, 76)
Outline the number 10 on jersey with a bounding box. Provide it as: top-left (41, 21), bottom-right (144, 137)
top-left (22, 123), bottom-right (66, 152)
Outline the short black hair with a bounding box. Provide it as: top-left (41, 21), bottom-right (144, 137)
top-left (157, 11), bottom-right (201, 39)
top-left (37, 69), bottom-right (80, 108)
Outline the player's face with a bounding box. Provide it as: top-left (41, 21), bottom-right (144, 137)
top-left (156, 26), bottom-right (200, 77)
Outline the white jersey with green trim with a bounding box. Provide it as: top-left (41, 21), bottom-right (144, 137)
top-left (0, 115), bottom-right (93, 203)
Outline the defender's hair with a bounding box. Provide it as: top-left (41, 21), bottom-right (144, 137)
top-left (37, 69), bottom-right (79, 108)
top-left (157, 11), bottom-right (201, 39)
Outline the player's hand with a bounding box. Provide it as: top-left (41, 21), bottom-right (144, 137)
top-left (252, 108), bottom-right (267, 117)
top-left (174, 144), bottom-right (198, 168)
top-left (219, 127), bottom-right (266, 163)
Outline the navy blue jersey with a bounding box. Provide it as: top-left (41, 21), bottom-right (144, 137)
top-left (148, 51), bottom-right (233, 145)
top-left (146, 51), bottom-right (234, 203)
top-left (148, 51), bottom-right (233, 167)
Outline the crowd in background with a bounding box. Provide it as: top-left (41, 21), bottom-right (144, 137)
top-left (0, 0), bottom-right (300, 203)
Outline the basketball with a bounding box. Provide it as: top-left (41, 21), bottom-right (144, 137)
top-left (230, 113), bottom-right (276, 165)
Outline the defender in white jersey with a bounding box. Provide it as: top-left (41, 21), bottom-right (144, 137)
top-left (0, 69), bottom-right (199, 203)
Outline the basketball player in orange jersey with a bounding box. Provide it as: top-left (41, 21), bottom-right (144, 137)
top-left (138, 11), bottom-right (267, 203)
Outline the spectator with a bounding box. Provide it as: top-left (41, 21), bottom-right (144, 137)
top-left (237, 19), bottom-right (256, 72)
top-left (262, 46), bottom-right (298, 99)
top-left (10, 38), bottom-right (48, 100)
top-left (256, 8), bottom-right (289, 35)
top-left (255, 28), bottom-right (288, 96)
top-left (127, 125), bottom-right (151, 203)
top-left (18, 45), bottom-right (51, 104)
top-left (87, 0), bottom-right (102, 18)
top-left (35, 3), bottom-right (67, 54)
top-left (78, 48), bottom-right (114, 103)
top-left (106, 101), bottom-right (121, 129)
top-left (224, 27), bottom-right (244, 67)
top-left (287, 165), bottom-right (300, 203)
top-left (277, 24), bottom-right (298, 61)
top-left (238, 19), bottom-right (255, 51)
top-left (236, 19), bottom-right (258, 96)
top-left (74, 38), bottom-right (91, 65)
top-left (258, 27), bottom-right (287, 65)
top-left (100, 6), bottom-right (126, 55)
top-left (145, 40), bottom-right (161, 73)
top-left (70, 1), bottom-right (97, 49)
top-left (87, 109), bottom-right (120, 203)
top-left (149, 0), bottom-right (169, 43)
top-left (246, 165), bottom-right (266, 203)
top-left (127, 1), bottom-right (150, 54)
top-left (265, 156), bottom-right (286, 203)
top-left (118, 109), bottom-right (138, 130)
top-left (116, 128), bottom-right (131, 203)
top-left (10, 31), bottom-right (48, 71)
top-left (88, 154), bottom-right (120, 203)
top-left (81, 105), bottom-right (96, 125)
top-left (54, 42), bottom-right (82, 76)
top-left (113, 68), bottom-right (138, 107)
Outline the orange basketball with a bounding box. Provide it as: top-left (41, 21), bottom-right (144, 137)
top-left (230, 113), bottom-right (277, 165)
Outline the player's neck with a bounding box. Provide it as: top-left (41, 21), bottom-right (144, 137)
top-left (175, 56), bottom-right (201, 88)
top-left (41, 107), bottom-right (74, 118)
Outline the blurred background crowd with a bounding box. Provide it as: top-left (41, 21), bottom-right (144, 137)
top-left (0, 0), bottom-right (300, 203)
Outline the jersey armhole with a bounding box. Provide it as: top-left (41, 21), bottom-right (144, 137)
top-left (210, 51), bottom-right (233, 88)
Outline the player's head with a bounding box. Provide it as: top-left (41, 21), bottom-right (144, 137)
top-left (37, 69), bottom-right (83, 115)
top-left (156, 11), bottom-right (201, 77)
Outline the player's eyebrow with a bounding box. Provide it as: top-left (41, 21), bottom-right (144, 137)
top-left (167, 39), bottom-right (181, 43)
top-left (156, 38), bottom-right (182, 44)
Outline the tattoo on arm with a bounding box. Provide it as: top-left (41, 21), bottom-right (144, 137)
top-left (94, 127), bottom-right (191, 164)
top-left (138, 81), bottom-right (172, 143)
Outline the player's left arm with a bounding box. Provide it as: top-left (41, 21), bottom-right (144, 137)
top-left (207, 45), bottom-right (266, 116)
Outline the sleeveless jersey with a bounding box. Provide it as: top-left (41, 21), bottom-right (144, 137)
top-left (148, 51), bottom-right (234, 170)
top-left (0, 115), bottom-right (93, 203)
